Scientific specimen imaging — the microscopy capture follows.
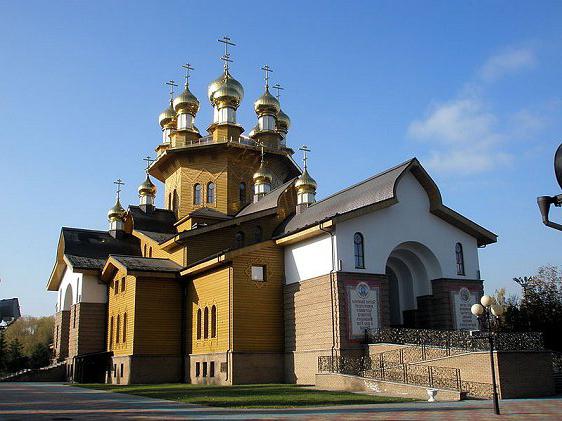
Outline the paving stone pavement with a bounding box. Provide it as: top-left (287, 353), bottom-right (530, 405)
top-left (1, 382), bottom-right (561, 420)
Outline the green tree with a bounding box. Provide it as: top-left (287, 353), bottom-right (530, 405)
top-left (6, 338), bottom-right (28, 373)
top-left (0, 331), bottom-right (7, 374)
top-left (29, 343), bottom-right (51, 369)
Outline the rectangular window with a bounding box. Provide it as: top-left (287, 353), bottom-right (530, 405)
top-left (203, 362), bottom-right (208, 378)
top-left (109, 316), bottom-right (114, 349)
top-left (121, 277), bottom-right (126, 292)
top-left (195, 362), bottom-right (200, 377)
top-left (120, 363), bottom-right (124, 378)
top-left (73, 307), bottom-right (77, 329)
top-left (113, 364), bottom-right (117, 377)
top-left (114, 280), bottom-right (119, 295)
top-left (251, 265), bottom-right (266, 282)
top-left (210, 361), bottom-right (215, 378)
top-left (123, 313), bottom-right (127, 343)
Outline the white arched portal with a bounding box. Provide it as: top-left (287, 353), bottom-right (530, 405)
top-left (62, 283), bottom-right (74, 311)
top-left (385, 241), bottom-right (442, 326)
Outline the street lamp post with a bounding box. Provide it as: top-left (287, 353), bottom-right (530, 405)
top-left (471, 295), bottom-right (504, 415)
top-left (537, 143), bottom-right (562, 231)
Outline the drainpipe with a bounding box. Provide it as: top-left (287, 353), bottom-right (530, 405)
top-left (226, 265), bottom-right (232, 382)
top-left (319, 223), bottom-right (336, 367)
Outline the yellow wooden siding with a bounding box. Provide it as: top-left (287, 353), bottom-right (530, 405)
top-left (133, 277), bottom-right (183, 355)
top-left (106, 271), bottom-right (136, 356)
top-left (231, 245), bottom-right (284, 352)
top-left (189, 267), bottom-right (230, 354)
top-left (135, 233), bottom-right (185, 266)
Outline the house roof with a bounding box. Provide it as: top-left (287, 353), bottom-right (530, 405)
top-left (237, 178), bottom-right (296, 217)
top-left (188, 207), bottom-right (233, 220)
top-left (128, 206), bottom-right (177, 234)
top-left (277, 158), bottom-right (497, 246)
top-left (109, 255), bottom-right (182, 273)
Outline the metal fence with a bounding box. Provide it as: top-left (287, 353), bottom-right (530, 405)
top-left (318, 354), bottom-right (494, 399)
top-left (366, 327), bottom-right (544, 352)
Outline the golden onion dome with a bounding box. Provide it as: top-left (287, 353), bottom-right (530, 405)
top-left (208, 70), bottom-right (244, 108)
top-left (276, 108), bottom-right (291, 132)
top-left (173, 85), bottom-right (200, 116)
top-left (295, 168), bottom-right (317, 191)
top-left (253, 160), bottom-right (273, 184)
top-left (158, 103), bottom-right (176, 128)
top-left (138, 174), bottom-right (157, 197)
top-left (107, 198), bottom-right (126, 221)
top-left (254, 88), bottom-right (280, 116)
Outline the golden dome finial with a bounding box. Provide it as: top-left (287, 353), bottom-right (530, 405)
top-left (218, 35), bottom-right (236, 72)
top-left (254, 65), bottom-right (280, 117)
top-left (273, 84), bottom-right (291, 133)
top-left (295, 145), bottom-right (317, 193)
top-left (159, 80), bottom-right (178, 128)
top-left (173, 64), bottom-right (200, 116)
top-left (108, 179), bottom-right (126, 221)
top-left (253, 141), bottom-right (273, 184)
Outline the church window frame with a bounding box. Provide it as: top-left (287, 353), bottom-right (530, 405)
top-left (456, 242), bottom-right (465, 276)
top-left (110, 316), bottom-right (114, 348)
top-left (235, 231), bottom-right (245, 249)
top-left (239, 182), bottom-right (247, 205)
top-left (143, 244), bottom-right (147, 256)
top-left (168, 193), bottom-right (172, 210)
top-left (254, 226), bottom-right (263, 243)
top-left (116, 314), bottom-right (120, 344)
top-left (203, 307), bottom-right (209, 339)
top-left (149, 247), bottom-right (153, 258)
top-left (251, 265), bottom-right (266, 282)
top-left (211, 305), bottom-right (217, 338)
top-left (193, 184), bottom-right (202, 205)
top-left (210, 361), bottom-right (215, 377)
top-left (173, 189), bottom-right (179, 214)
top-left (196, 309), bottom-right (202, 340)
top-left (354, 232), bottom-right (365, 269)
top-left (121, 277), bottom-right (126, 292)
top-left (114, 280), bottom-right (119, 295)
top-left (123, 312), bottom-right (127, 344)
top-left (207, 182), bottom-right (216, 204)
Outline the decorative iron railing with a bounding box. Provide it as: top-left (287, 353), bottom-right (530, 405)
top-left (552, 352), bottom-right (562, 374)
top-left (366, 327), bottom-right (544, 352)
top-left (318, 354), bottom-right (494, 398)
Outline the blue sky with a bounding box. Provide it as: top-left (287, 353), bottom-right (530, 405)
top-left (1, 1), bottom-right (561, 316)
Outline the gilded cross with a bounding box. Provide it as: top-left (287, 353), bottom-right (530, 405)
top-left (165, 80), bottom-right (178, 101)
top-left (261, 65), bottom-right (273, 89)
top-left (218, 36), bottom-right (236, 70)
top-left (114, 178), bottom-right (125, 200)
top-left (143, 156), bottom-right (155, 172)
top-left (299, 145), bottom-right (311, 170)
top-left (272, 83), bottom-right (284, 100)
top-left (181, 63), bottom-right (194, 87)
top-left (256, 140), bottom-right (265, 162)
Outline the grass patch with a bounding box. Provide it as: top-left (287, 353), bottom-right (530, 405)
top-left (77, 383), bottom-right (415, 408)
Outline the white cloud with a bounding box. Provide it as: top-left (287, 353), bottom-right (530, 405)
top-left (408, 98), bottom-right (510, 175)
top-left (479, 47), bottom-right (536, 82)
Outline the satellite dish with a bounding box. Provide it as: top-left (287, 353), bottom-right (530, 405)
top-left (555, 143), bottom-right (562, 190)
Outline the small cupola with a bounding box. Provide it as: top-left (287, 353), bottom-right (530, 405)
top-left (295, 145), bottom-right (317, 213)
top-left (108, 179), bottom-right (127, 238)
top-left (138, 157), bottom-right (157, 212)
top-left (173, 63), bottom-right (200, 133)
top-left (253, 144), bottom-right (272, 203)
top-left (158, 80), bottom-right (178, 145)
top-left (273, 84), bottom-right (291, 146)
top-left (250, 65), bottom-right (282, 148)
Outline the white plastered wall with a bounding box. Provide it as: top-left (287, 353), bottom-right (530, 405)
top-left (57, 265), bottom-right (107, 311)
top-left (284, 233), bottom-right (335, 285)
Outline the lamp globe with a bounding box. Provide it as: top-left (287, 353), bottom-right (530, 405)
top-left (471, 303), bottom-right (485, 317)
top-left (481, 295), bottom-right (495, 308)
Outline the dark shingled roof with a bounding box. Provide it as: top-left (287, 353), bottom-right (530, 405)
top-left (129, 206), bottom-right (177, 234)
top-left (189, 207), bottom-right (232, 220)
top-left (136, 230), bottom-right (176, 244)
top-left (110, 255), bottom-right (182, 273)
top-left (237, 178), bottom-right (296, 217)
top-left (281, 160), bottom-right (412, 235)
top-left (61, 227), bottom-right (141, 270)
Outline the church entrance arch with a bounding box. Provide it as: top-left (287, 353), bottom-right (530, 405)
top-left (385, 241), bottom-right (442, 327)
top-left (62, 283), bottom-right (74, 311)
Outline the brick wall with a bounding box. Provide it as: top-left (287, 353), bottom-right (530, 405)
top-left (429, 278), bottom-right (483, 330)
top-left (53, 310), bottom-right (70, 361)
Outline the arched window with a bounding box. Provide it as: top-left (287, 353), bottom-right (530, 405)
top-left (207, 182), bottom-right (216, 204)
top-left (254, 226), bottom-right (263, 243)
top-left (193, 184), bottom-right (202, 205)
top-left (203, 307), bottom-right (209, 339)
top-left (149, 247), bottom-right (153, 258)
top-left (116, 314), bottom-right (120, 343)
top-left (168, 193), bottom-right (172, 210)
top-left (354, 232), bottom-right (365, 269)
top-left (211, 305), bottom-right (217, 338)
top-left (456, 242), bottom-right (465, 275)
top-left (110, 316), bottom-right (114, 348)
top-left (196, 309), bottom-right (202, 340)
top-left (143, 244), bottom-right (147, 257)
top-left (235, 231), bottom-right (245, 249)
top-left (173, 189), bottom-right (179, 214)
top-left (123, 313), bottom-right (127, 343)
top-left (239, 182), bottom-right (247, 205)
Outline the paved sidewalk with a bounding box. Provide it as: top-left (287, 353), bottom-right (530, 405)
top-left (0, 382), bottom-right (561, 419)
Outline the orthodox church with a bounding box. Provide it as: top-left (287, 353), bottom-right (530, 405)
top-left (46, 38), bottom-right (496, 385)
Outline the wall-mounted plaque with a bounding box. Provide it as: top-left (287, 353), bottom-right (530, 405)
top-left (345, 280), bottom-right (380, 339)
top-left (451, 287), bottom-right (479, 330)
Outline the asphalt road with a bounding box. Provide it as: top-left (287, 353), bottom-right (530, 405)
top-left (0, 382), bottom-right (561, 420)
